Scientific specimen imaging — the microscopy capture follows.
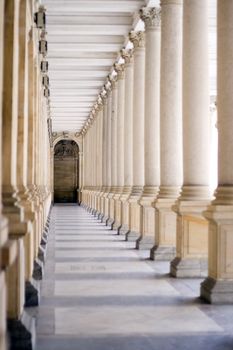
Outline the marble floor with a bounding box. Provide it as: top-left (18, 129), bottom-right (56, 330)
top-left (36, 205), bottom-right (233, 350)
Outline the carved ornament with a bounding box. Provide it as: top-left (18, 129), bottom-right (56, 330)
top-left (129, 31), bottom-right (145, 48)
top-left (121, 48), bottom-right (134, 64)
top-left (140, 7), bottom-right (161, 29)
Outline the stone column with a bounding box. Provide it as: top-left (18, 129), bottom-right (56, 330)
top-left (94, 109), bottom-right (100, 212)
top-left (137, 7), bottom-right (161, 250)
top-left (92, 114), bottom-right (97, 211)
top-left (113, 64), bottom-right (125, 230)
top-left (103, 87), bottom-right (112, 223)
top-left (100, 92), bottom-right (108, 220)
top-left (108, 77), bottom-right (118, 227)
top-left (79, 149), bottom-right (83, 204)
top-left (127, 31), bottom-right (145, 241)
top-left (201, 0), bottom-right (233, 303)
top-left (2, 1), bottom-right (35, 346)
top-left (2, 0), bottom-right (26, 322)
top-left (88, 113), bottom-right (94, 213)
top-left (119, 49), bottom-right (134, 236)
top-left (0, 2), bottom-right (9, 349)
top-left (96, 98), bottom-right (103, 216)
top-left (170, 0), bottom-right (211, 278)
top-left (31, 61), bottom-right (42, 250)
top-left (82, 130), bottom-right (88, 207)
top-left (89, 115), bottom-right (94, 211)
top-left (150, 0), bottom-right (183, 261)
top-left (16, 3), bottom-right (37, 297)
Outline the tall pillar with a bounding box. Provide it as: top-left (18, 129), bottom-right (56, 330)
top-left (2, 1), bottom-right (35, 347)
top-left (137, 7), bottom-right (161, 250)
top-left (100, 92), bottom-right (108, 220)
top-left (96, 97), bottom-right (103, 216)
top-left (201, 0), bottom-right (233, 303)
top-left (16, 2), bottom-right (36, 294)
top-left (108, 77), bottom-right (118, 227)
top-left (150, 0), bottom-right (183, 260)
top-left (113, 64), bottom-right (125, 230)
top-left (103, 87), bottom-right (112, 223)
top-left (127, 31), bottom-right (145, 241)
top-left (0, 2), bottom-right (9, 349)
top-left (119, 49), bottom-right (134, 235)
top-left (2, 0), bottom-right (26, 322)
top-left (90, 115), bottom-right (95, 211)
top-left (171, 0), bottom-right (211, 277)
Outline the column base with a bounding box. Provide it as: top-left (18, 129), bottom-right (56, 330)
top-left (98, 212), bottom-right (104, 221)
top-left (91, 208), bottom-right (97, 216)
top-left (119, 224), bottom-right (129, 236)
top-left (38, 245), bottom-right (46, 264)
top-left (106, 218), bottom-right (114, 229)
top-left (102, 216), bottom-right (109, 225)
top-left (136, 236), bottom-right (154, 250)
top-left (94, 210), bottom-right (100, 219)
top-left (100, 213), bottom-right (105, 222)
top-left (200, 277), bottom-right (233, 304)
top-left (126, 230), bottom-right (141, 242)
top-left (32, 259), bottom-right (44, 281)
top-left (7, 310), bottom-right (36, 350)
top-left (25, 279), bottom-right (40, 307)
top-left (113, 222), bottom-right (121, 232)
top-left (150, 245), bottom-right (176, 261)
top-left (170, 257), bottom-right (207, 278)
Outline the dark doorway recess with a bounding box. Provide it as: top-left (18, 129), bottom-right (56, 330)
top-left (54, 140), bottom-right (79, 203)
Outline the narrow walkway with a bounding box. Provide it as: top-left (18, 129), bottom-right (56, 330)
top-left (36, 206), bottom-right (233, 350)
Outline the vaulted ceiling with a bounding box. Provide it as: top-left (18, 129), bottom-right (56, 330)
top-left (42, 0), bottom-right (216, 134)
top-left (42, 0), bottom-right (147, 133)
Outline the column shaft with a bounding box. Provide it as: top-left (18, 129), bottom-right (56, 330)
top-left (171, 0), bottom-right (211, 278)
top-left (103, 91), bottom-right (112, 222)
top-left (119, 50), bottom-right (134, 235)
top-left (151, 0), bottom-right (183, 261)
top-left (100, 97), bottom-right (108, 220)
top-left (108, 80), bottom-right (118, 226)
top-left (0, 1), bottom-right (9, 348)
top-left (138, 7), bottom-right (161, 250)
top-left (127, 31), bottom-right (145, 241)
top-left (113, 65), bottom-right (125, 230)
top-left (201, 0), bottom-right (233, 303)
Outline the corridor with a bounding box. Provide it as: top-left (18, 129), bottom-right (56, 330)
top-left (36, 206), bottom-right (233, 350)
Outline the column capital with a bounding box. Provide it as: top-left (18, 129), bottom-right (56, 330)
top-left (140, 7), bottom-right (161, 29)
top-left (93, 102), bottom-right (100, 114)
top-left (121, 48), bottom-right (134, 65)
top-left (104, 82), bottom-right (112, 96)
top-left (114, 63), bottom-right (125, 80)
top-left (161, 0), bottom-right (182, 6)
top-left (129, 31), bottom-right (145, 49)
top-left (97, 95), bottom-right (103, 110)
top-left (108, 74), bottom-right (117, 89)
top-left (100, 90), bottom-right (108, 105)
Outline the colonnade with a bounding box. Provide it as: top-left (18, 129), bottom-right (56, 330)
top-left (82, 0), bottom-right (233, 304)
top-left (0, 0), bottom-right (52, 348)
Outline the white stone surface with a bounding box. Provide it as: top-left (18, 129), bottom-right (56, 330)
top-left (55, 279), bottom-right (179, 297)
top-left (55, 261), bottom-right (153, 274)
top-left (55, 306), bottom-right (222, 335)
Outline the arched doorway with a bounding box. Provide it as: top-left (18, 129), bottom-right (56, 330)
top-left (54, 140), bottom-right (79, 203)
